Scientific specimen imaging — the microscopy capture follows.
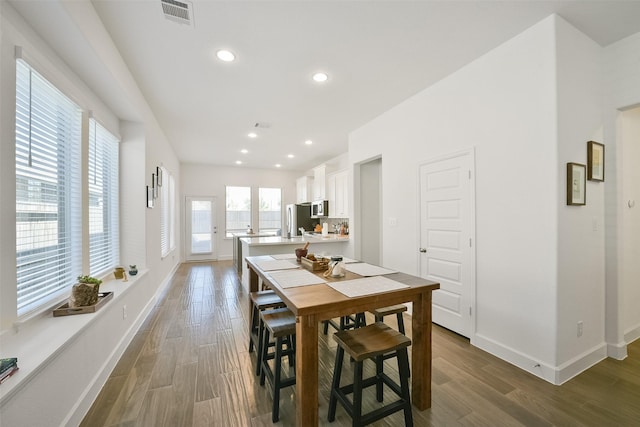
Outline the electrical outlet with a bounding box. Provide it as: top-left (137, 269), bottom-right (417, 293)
top-left (123, 305), bottom-right (127, 320)
top-left (577, 320), bottom-right (583, 337)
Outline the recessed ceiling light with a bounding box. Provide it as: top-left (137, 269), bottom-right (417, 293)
top-left (312, 72), bottom-right (328, 83)
top-left (305, 139), bottom-right (313, 145)
top-left (216, 49), bottom-right (236, 62)
top-left (241, 149), bottom-right (248, 154)
top-left (287, 154), bottom-right (294, 158)
top-left (275, 164), bottom-right (281, 168)
top-left (248, 132), bottom-right (257, 138)
top-left (235, 160), bottom-right (242, 165)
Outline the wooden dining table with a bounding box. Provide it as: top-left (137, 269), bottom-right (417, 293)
top-left (245, 255), bottom-right (440, 426)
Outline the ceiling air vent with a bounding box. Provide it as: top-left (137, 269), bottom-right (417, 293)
top-left (161, 0), bottom-right (194, 27)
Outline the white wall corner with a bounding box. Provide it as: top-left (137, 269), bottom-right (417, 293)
top-left (606, 341), bottom-right (628, 360)
top-left (554, 343), bottom-right (607, 384)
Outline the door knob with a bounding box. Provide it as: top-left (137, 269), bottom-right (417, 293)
top-left (419, 248), bottom-right (427, 253)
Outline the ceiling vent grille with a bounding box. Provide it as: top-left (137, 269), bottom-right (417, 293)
top-left (161, 0), bottom-right (194, 27)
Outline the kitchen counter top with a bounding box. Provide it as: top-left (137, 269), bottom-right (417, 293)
top-left (239, 234), bottom-right (350, 290)
top-left (240, 234), bottom-right (349, 246)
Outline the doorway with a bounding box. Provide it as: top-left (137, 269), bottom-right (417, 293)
top-left (357, 157), bottom-right (382, 265)
top-left (419, 149), bottom-right (476, 338)
top-left (185, 196), bottom-right (217, 261)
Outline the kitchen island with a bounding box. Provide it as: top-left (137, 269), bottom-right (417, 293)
top-left (239, 234), bottom-right (349, 290)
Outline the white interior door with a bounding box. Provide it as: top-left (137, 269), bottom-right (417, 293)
top-left (419, 150), bottom-right (475, 338)
top-left (185, 196), bottom-right (217, 261)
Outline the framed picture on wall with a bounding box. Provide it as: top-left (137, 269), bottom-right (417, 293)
top-left (146, 185), bottom-right (154, 208)
top-left (587, 141), bottom-right (605, 181)
top-left (152, 173), bottom-right (158, 199)
top-left (567, 162), bottom-right (586, 206)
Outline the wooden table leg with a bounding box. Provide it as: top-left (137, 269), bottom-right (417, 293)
top-left (296, 313), bottom-right (319, 426)
top-left (248, 264), bottom-right (259, 318)
top-left (411, 291), bottom-right (433, 410)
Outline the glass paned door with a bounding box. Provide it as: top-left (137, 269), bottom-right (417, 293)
top-left (185, 196), bottom-right (217, 261)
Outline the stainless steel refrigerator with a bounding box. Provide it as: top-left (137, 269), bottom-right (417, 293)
top-left (286, 203), bottom-right (314, 236)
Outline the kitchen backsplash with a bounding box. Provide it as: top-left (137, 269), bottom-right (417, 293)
top-left (310, 218), bottom-right (349, 234)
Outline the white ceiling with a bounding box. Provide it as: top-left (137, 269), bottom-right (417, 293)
top-left (10, 1), bottom-right (640, 171)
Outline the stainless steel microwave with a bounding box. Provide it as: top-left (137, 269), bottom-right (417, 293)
top-left (311, 200), bottom-right (328, 217)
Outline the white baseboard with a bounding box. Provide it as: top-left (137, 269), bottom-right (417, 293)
top-left (473, 333), bottom-right (607, 385)
top-left (555, 344), bottom-right (607, 384)
top-left (624, 323), bottom-right (640, 345)
top-left (473, 333), bottom-right (556, 384)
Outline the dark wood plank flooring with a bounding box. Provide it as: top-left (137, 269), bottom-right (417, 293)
top-left (81, 261), bottom-right (640, 426)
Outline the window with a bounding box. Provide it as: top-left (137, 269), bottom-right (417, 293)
top-left (160, 166), bottom-right (175, 258)
top-left (88, 118), bottom-right (119, 275)
top-left (258, 187), bottom-right (282, 233)
top-left (15, 59), bottom-right (82, 315)
top-left (226, 186), bottom-right (251, 237)
top-left (169, 174), bottom-right (175, 251)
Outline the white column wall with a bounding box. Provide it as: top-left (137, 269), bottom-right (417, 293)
top-left (555, 17), bottom-right (606, 380)
top-left (350, 16), bottom-right (560, 379)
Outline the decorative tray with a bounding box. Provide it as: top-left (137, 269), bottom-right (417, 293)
top-left (53, 292), bottom-right (114, 317)
top-left (300, 256), bottom-right (329, 272)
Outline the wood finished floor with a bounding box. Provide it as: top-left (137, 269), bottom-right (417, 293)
top-left (81, 261), bottom-right (640, 427)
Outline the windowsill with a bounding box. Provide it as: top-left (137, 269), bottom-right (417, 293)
top-left (0, 269), bottom-right (148, 406)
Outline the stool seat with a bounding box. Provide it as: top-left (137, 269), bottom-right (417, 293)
top-left (370, 304), bottom-right (407, 335)
top-left (370, 304), bottom-right (407, 317)
top-left (260, 307), bottom-right (296, 337)
top-left (249, 290), bottom-right (286, 376)
top-left (333, 321), bottom-right (411, 362)
top-left (250, 290), bottom-right (285, 309)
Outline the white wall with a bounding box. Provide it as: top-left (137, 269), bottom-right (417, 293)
top-left (181, 163), bottom-right (300, 260)
top-left (603, 31), bottom-right (640, 355)
top-left (349, 15), bottom-right (609, 383)
top-left (0, 2), bottom-right (181, 425)
top-left (554, 16), bottom-right (606, 378)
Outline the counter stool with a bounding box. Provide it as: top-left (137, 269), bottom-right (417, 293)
top-left (322, 313), bottom-right (366, 334)
top-left (259, 307), bottom-right (297, 423)
top-left (370, 304), bottom-right (409, 377)
top-left (370, 304), bottom-right (407, 334)
top-left (328, 322), bottom-right (413, 427)
top-left (249, 290), bottom-right (286, 376)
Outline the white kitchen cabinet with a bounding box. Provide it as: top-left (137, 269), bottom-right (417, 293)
top-left (327, 169), bottom-right (349, 218)
top-left (312, 164), bottom-right (326, 200)
top-left (296, 176), bottom-right (313, 203)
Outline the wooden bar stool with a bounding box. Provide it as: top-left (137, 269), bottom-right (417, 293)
top-left (259, 307), bottom-right (297, 423)
top-left (370, 304), bottom-right (407, 334)
top-left (328, 322), bottom-right (413, 427)
top-left (322, 313), bottom-right (366, 334)
top-left (248, 290), bottom-right (285, 376)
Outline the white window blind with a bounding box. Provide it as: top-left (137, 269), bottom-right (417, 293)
top-left (169, 173), bottom-right (175, 251)
top-left (15, 59), bottom-right (82, 315)
top-left (88, 118), bottom-right (120, 275)
top-left (160, 166), bottom-right (170, 257)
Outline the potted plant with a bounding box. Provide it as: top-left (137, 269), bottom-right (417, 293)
top-left (69, 275), bottom-right (103, 307)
